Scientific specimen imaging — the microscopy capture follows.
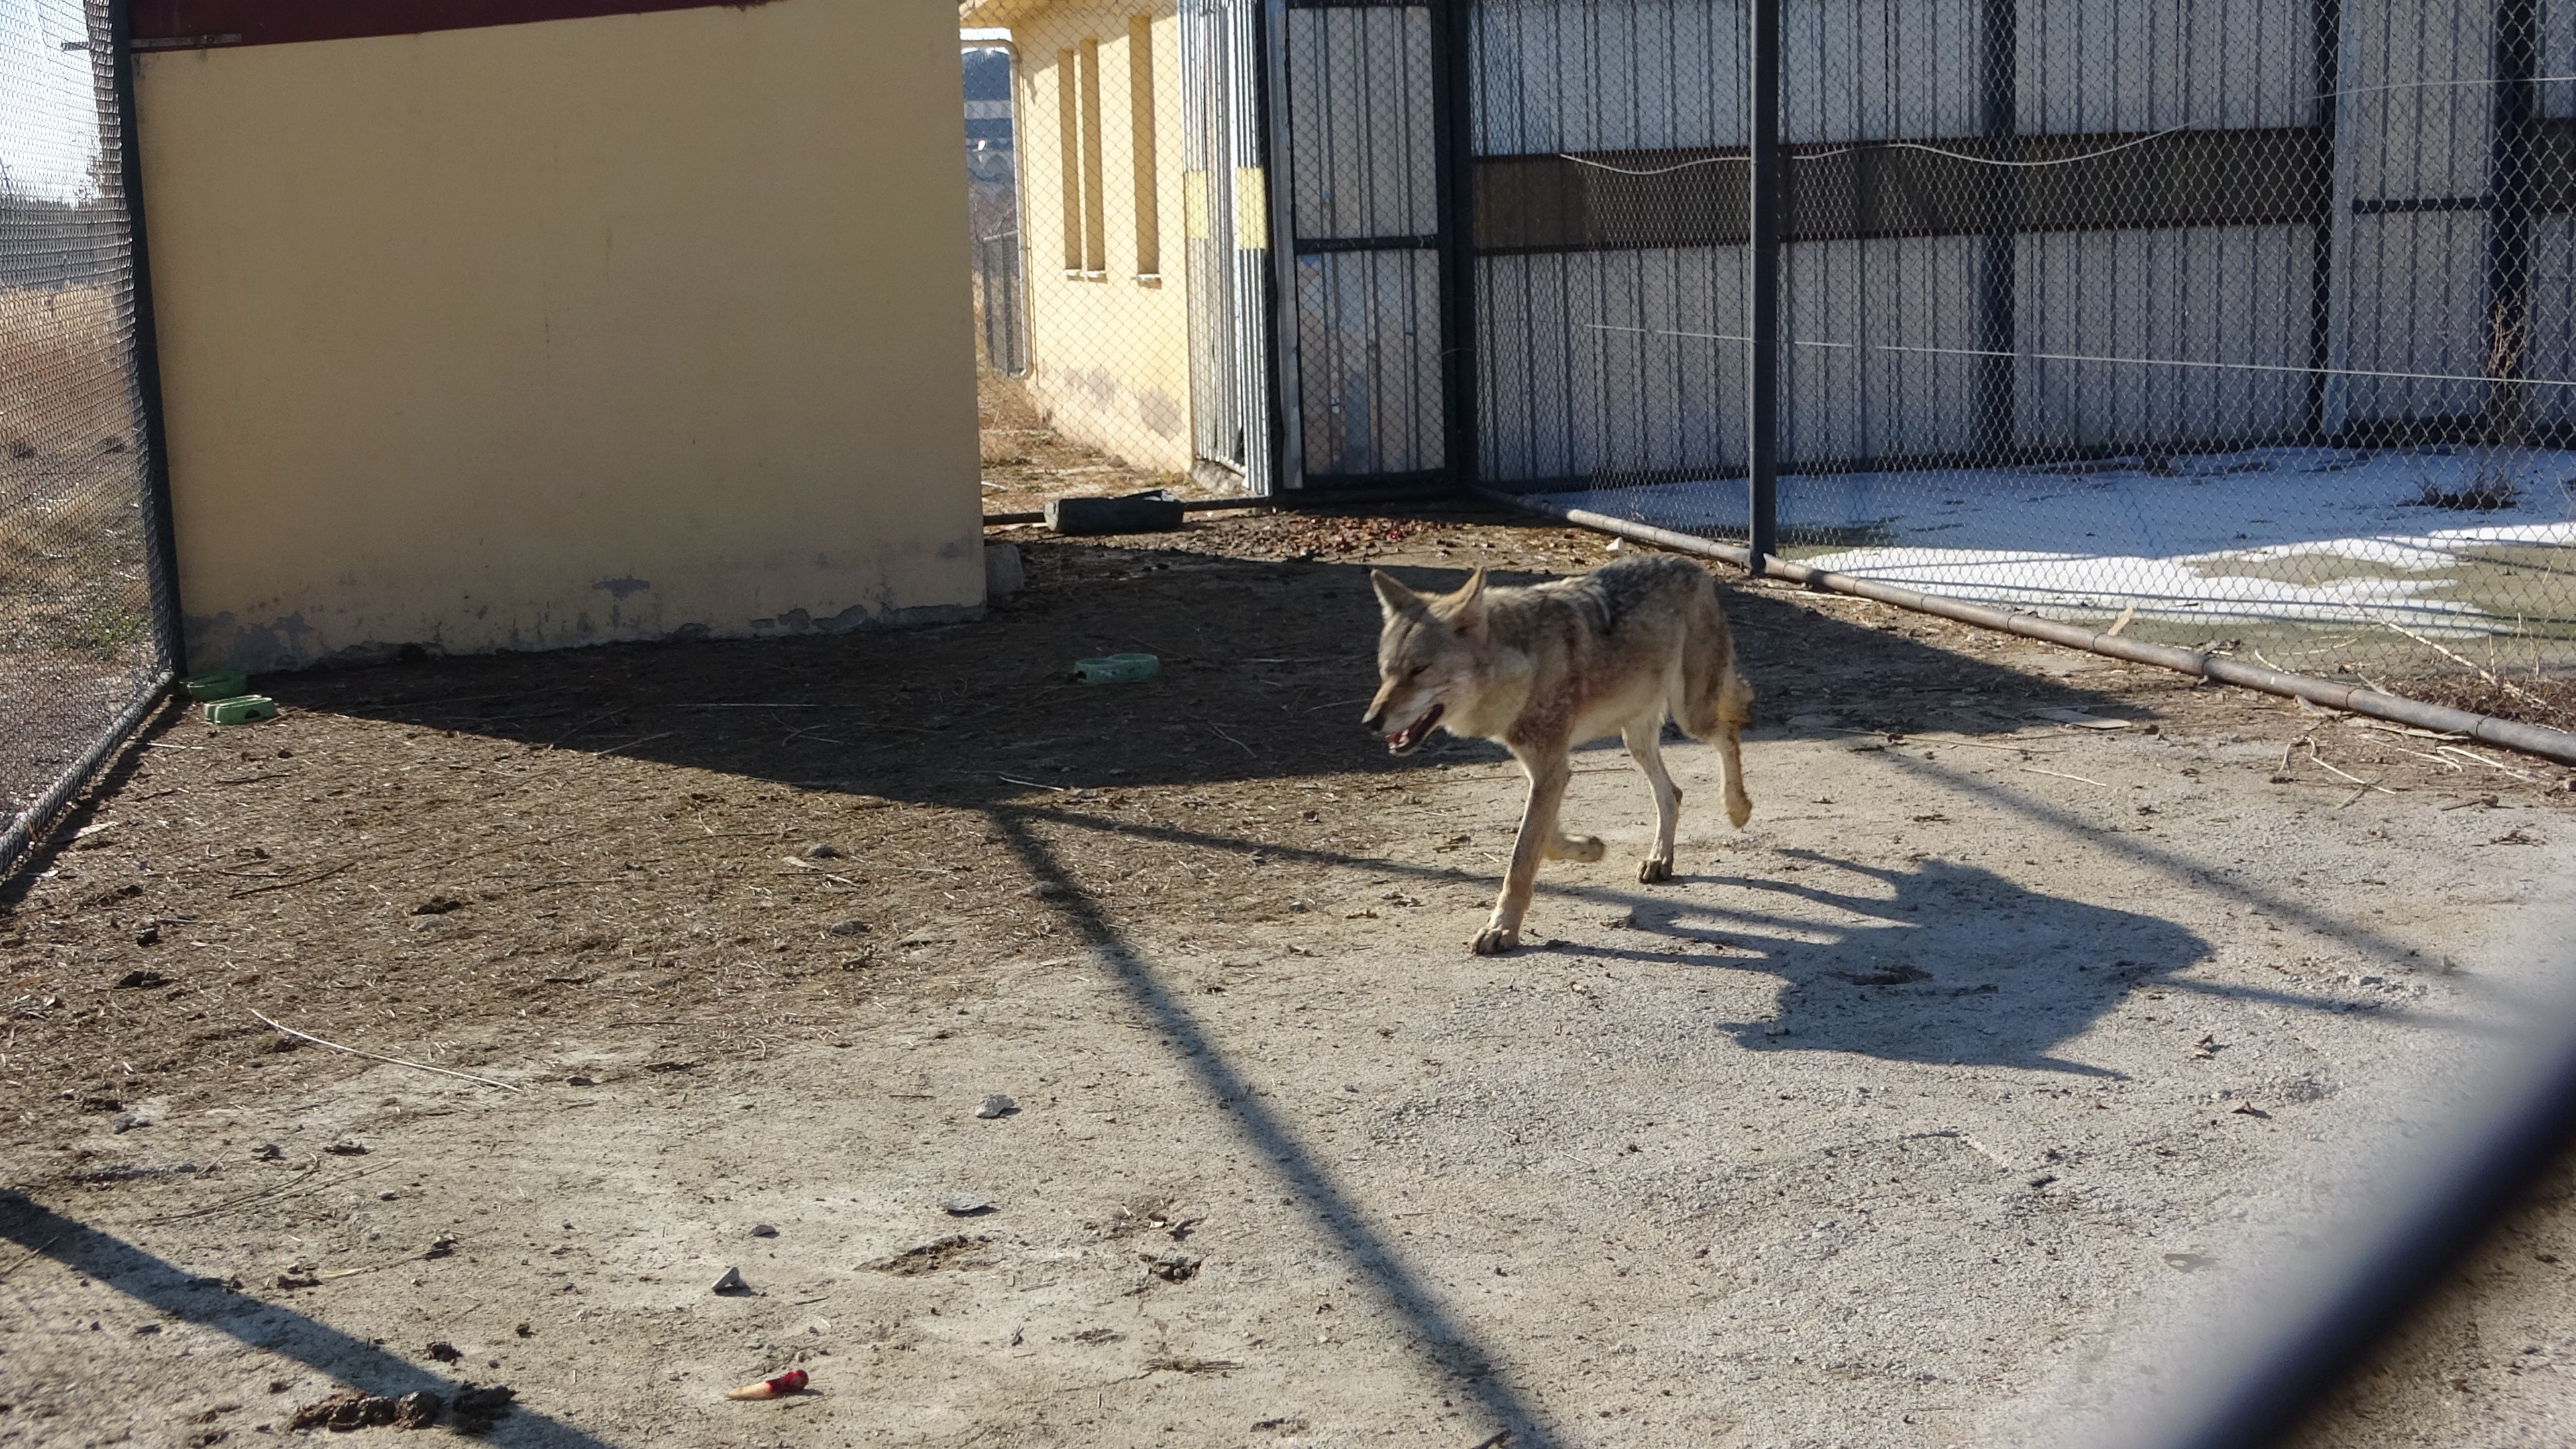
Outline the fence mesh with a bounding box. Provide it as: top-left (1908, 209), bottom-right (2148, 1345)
top-left (1480, 0), bottom-right (2576, 727)
top-left (961, 14), bottom-right (1258, 521)
top-left (1, 0), bottom-right (174, 867)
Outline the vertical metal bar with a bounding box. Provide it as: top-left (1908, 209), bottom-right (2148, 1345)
top-left (2304, 0), bottom-right (2342, 441)
top-left (1259, 0), bottom-right (1303, 492)
top-left (2480, 0), bottom-right (2538, 447)
top-left (105, 0), bottom-right (184, 677)
top-left (1430, 0), bottom-right (1477, 494)
top-left (1746, 0), bottom-right (1779, 569)
top-left (1976, 0), bottom-right (2018, 462)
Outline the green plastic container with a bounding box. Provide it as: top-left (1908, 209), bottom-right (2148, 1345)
top-left (181, 669), bottom-right (250, 701)
top-left (1072, 652), bottom-right (1161, 685)
top-left (203, 695), bottom-right (278, 725)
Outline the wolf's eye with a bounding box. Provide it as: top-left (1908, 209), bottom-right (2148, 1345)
top-left (1405, 665), bottom-right (1428, 682)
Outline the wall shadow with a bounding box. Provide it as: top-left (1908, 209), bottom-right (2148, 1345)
top-left (249, 543), bottom-right (2148, 814)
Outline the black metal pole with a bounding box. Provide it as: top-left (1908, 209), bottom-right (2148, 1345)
top-left (1258, 0), bottom-right (1303, 494)
top-left (1430, 0), bottom-right (1479, 496)
top-left (2478, 0), bottom-right (2538, 451)
top-left (2100, 979), bottom-right (2576, 1449)
top-left (2302, 0), bottom-right (2341, 442)
top-left (1976, 0), bottom-right (2018, 462)
top-left (1745, 0), bottom-right (1778, 571)
top-left (104, 0), bottom-right (185, 679)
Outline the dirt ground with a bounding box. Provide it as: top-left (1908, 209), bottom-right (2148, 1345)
top-left (3, 506), bottom-right (2575, 1448)
top-left (977, 370), bottom-right (1250, 519)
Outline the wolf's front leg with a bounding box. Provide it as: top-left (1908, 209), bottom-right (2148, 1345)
top-left (1474, 751), bottom-right (1572, 954)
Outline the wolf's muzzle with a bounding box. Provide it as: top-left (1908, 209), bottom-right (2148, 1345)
top-left (1387, 703), bottom-right (1444, 755)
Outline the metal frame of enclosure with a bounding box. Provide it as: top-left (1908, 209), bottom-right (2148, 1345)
top-left (1192, 0), bottom-right (2576, 704)
top-left (0, 0), bottom-right (183, 882)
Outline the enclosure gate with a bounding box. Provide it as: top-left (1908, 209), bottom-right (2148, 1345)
top-left (965, 42), bottom-right (1028, 377)
top-left (1181, 0), bottom-right (1286, 494)
top-left (0, 0), bottom-right (182, 881)
top-left (1250, 0), bottom-right (2576, 690)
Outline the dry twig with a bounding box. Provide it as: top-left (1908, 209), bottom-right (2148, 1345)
top-left (227, 860), bottom-right (356, 900)
top-left (2369, 616), bottom-right (2555, 713)
top-left (780, 857), bottom-right (864, 890)
top-left (2022, 766), bottom-right (2112, 789)
top-left (142, 1162), bottom-right (324, 1224)
top-left (248, 1010), bottom-right (520, 1091)
top-left (2438, 745), bottom-right (2539, 783)
top-left (590, 732), bottom-right (674, 759)
top-left (0, 1234), bottom-right (62, 1283)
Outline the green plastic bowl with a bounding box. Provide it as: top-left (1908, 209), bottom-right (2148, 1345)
top-left (181, 669), bottom-right (250, 701)
top-left (1072, 652), bottom-right (1161, 685)
top-left (203, 695), bottom-right (278, 726)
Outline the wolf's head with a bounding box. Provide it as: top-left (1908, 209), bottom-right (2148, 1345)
top-left (1362, 568), bottom-right (1491, 755)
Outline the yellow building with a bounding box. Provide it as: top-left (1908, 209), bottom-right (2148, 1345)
top-left (958, 0), bottom-right (1233, 482)
top-left (131, 0), bottom-right (983, 671)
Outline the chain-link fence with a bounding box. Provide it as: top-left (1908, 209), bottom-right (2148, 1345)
top-left (1477, 0), bottom-right (2575, 724)
top-left (960, 7), bottom-right (1270, 521)
top-left (1, 0), bottom-right (179, 875)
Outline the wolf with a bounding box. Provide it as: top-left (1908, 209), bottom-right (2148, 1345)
top-left (1362, 551), bottom-right (1754, 955)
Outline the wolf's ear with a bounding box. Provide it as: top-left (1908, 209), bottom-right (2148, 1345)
top-left (1371, 569), bottom-right (1424, 617)
top-left (1446, 567), bottom-right (1489, 633)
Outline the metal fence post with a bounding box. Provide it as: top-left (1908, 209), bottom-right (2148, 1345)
top-left (1258, 0), bottom-right (1303, 495)
top-left (1431, 0), bottom-right (1479, 495)
top-left (2478, 0), bottom-right (2538, 451)
top-left (2302, 0), bottom-right (2342, 441)
top-left (105, 0), bottom-right (183, 677)
top-left (1976, 0), bottom-right (2018, 463)
top-left (1745, 0), bottom-right (1779, 571)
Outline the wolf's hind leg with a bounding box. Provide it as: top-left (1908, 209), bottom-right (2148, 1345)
top-left (1623, 716), bottom-right (1682, 882)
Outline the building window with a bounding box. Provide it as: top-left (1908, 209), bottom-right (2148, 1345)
top-left (1056, 48), bottom-right (1083, 272)
top-left (1077, 38), bottom-right (1107, 274)
top-left (1127, 15), bottom-right (1159, 280)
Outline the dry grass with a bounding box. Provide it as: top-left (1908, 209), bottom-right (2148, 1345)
top-left (2401, 673), bottom-right (2576, 733)
top-left (0, 285), bottom-right (133, 462)
top-left (0, 284), bottom-right (159, 814)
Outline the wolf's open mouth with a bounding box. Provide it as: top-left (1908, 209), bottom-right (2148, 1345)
top-left (1388, 703), bottom-right (1444, 755)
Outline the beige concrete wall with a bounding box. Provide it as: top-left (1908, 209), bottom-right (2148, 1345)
top-left (1008, 0), bottom-right (1195, 474)
top-left (136, 0), bottom-right (982, 672)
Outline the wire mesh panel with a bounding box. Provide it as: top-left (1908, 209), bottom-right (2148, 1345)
top-left (1479, 0), bottom-right (2576, 722)
top-left (1277, 0), bottom-right (1448, 488)
top-left (1470, 0), bottom-right (1754, 494)
top-left (965, 3), bottom-right (1273, 514)
top-left (1, 0), bottom-right (176, 873)
top-left (966, 44), bottom-right (1029, 378)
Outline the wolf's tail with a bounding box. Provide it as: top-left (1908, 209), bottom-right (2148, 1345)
top-left (1674, 576), bottom-right (1755, 826)
top-left (1674, 579), bottom-right (1750, 739)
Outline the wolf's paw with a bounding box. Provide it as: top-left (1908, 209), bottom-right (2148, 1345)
top-left (1550, 834), bottom-right (1605, 863)
top-left (1638, 857), bottom-right (1673, 884)
top-left (1470, 924), bottom-right (1521, 955)
top-left (1725, 792), bottom-right (1753, 829)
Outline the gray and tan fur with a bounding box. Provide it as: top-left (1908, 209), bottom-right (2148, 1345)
top-left (1362, 552), bottom-right (1754, 955)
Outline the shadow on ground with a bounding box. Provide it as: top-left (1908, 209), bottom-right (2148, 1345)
top-left (0, 1193), bottom-right (610, 1447)
top-left (11, 533), bottom-right (2220, 1446)
top-left (255, 543), bottom-right (2141, 814)
top-left (1548, 851), bottom-right (2211, 1076)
